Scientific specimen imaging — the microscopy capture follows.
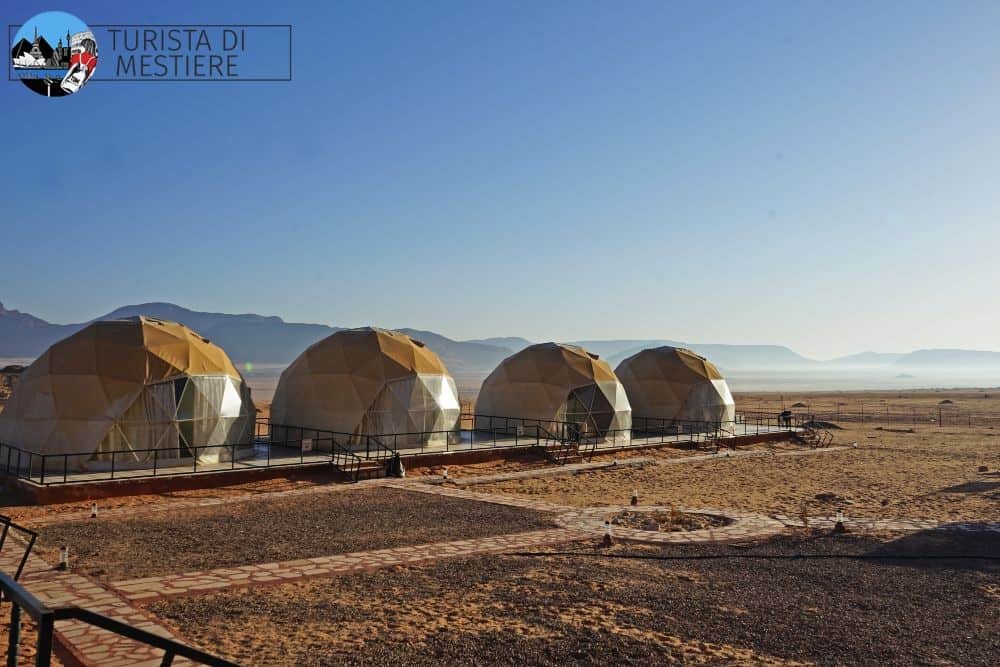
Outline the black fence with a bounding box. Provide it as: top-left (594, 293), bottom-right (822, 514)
top-left (739, 405), bottom-right (1000, 428)
top-left (0, 571), bottom-right (239, 667)
top-left (0, 411), bottom-right (807, 486)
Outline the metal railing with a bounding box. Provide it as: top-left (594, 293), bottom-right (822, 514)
top-left (738, 404), bottom-right (1000, 428)
top-left (0, 411), bottom-right (807, 486)
top-left (0, 517), bottom-right (36, 583)
top-left (0, 570), bottom-right (239, 667)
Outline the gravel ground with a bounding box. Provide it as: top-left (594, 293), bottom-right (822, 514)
top-left (152, 530), bottom-right (999, 666)
top-left (36, 487), bottom-right (553, 580)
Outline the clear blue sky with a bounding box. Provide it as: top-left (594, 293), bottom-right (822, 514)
top-left (3, 1), bottom-right (999, 359)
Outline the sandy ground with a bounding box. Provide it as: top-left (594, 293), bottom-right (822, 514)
top-left (151, 531), bottom-right (999, 666)
top-left (478, 425), bottom-right (999, 521)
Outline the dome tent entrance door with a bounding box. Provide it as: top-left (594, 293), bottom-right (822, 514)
top-left (563, 384), bottom-right (615, 437)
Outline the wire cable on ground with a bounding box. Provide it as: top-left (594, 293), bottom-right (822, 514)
top-left (506, 551), bottom-right (1000, 562)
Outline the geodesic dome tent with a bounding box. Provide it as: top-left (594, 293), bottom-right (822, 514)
top-left (474, 343), bottom-right (631, 438)
top-left (615, 346), bottom-right (735, 430)
top-left (0, 317), bottom-right (256, 472)
top-left (269, 327), bottom-right (461, 448)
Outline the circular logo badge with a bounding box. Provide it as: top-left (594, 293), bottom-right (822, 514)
top-left (11, 11), bottom-right (98, 98)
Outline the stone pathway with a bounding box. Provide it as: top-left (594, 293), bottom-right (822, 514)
top-left (386, 481), bottom-right (575, 513)
top-left (440, 457), bottom-right (657, 487)
top-left (0, 545), bottom-right (196, 667)
top-left (110, 528), bottom-right (589, 604)
top-left (555, 505), bottom-right (787, 544)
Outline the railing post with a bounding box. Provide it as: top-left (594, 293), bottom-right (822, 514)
top-left (35, 612), bottom-right (54, 667)
top-left (39, 454), bottom-right (45, 485)
top-left (63, 455), bottom-right (68, 483)
top-left (8, 601), bottom-right (21, 667)
top-left (110, 450), bottom-right (115, 480)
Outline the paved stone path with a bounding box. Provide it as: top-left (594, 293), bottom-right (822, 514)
top-left (0, 545), bottom-right (196, 667)
top-left (387, 481), bottom-right (576, 513)
top-left (555, 505), bottom-right (787, 544)
top-left (111, 528), bottom-right (589, 604)
top-left (440, 457), bottom-right (657, 487)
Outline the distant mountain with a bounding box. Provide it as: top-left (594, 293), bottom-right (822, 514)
top-left (683, 344), bottom-right (817, 370)
top-left (396, 329), bottom-right (514, 374)
top-left (827, 351), bottom-right (905, 367)
top-left (0, 301), bottom-right (516, 375)
top-left (3, 300), bottom-right (1000, 382)
top-left (603, 341), bottom-right (815, 370)
top-left (894, 349), bottom-right (1000, 369)
top-left (0, 302), bottom-right (75, 357)
top-left (465, 337), bottom-right (534, 353)
top-left (569, 340), bottom-right (682, 361)
top-left (94, 303), bottom-right (338, 364)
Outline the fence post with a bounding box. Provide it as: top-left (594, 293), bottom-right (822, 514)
top-left (8, 599), bottom-right (21, 667)
top-left (35, 612), bottom-right (54, 667)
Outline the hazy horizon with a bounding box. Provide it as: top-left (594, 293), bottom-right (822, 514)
top-left (4, 1), bottom-right (999, 359)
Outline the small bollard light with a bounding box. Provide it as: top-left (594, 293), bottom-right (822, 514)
top-left (58, 546), bottom-right (69, 570)
top-left (834, 508), bottom-right (847, 533)
top-left (631, 489), bottom-right (639, 506)
top-left (602, 520), bottom-right (614, 547)
top-left (90, 503), bottom-right (98, 518)
top-left (442, 466), bottom-right (449, 480)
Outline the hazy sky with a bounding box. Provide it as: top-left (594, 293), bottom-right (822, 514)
top-left (3, 1), bottom-right (999, 360)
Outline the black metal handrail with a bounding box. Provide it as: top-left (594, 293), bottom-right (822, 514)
top-left (0, 411), bottom-right (808, 486)
top-left (0, 570), bottom-right (240, 667)
top-left (0, 516), bottom-right (37, 582)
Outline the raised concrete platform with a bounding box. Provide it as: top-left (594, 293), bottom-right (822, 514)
top-left (1, 424), bottom-right (798, 504)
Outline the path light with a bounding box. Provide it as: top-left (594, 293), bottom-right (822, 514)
top-left (603, 520), bottom-right (614, 547)
top-left (90, 503), bottom-right (98, 518)
top-left (58, 546), bottom-right (69, 570)
top-left (834, 508), bottom-right (847, 533)
top-left (442, 466), bottom-right (449, 480)
top-left (631, 489), bottom-right (639, 506)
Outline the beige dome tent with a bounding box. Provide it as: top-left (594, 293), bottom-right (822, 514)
top-left (0, 317), bottom-right (256, 473)
top-left (475, 343), bottom-right (631, 438)
top-left (269, 327), bottom-right (461, 448)
top-left (615, 346), bottom-right (735, 430)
